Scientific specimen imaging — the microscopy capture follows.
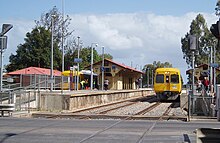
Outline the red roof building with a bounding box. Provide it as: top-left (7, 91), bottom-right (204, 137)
top-left (7, 67), bottom-right (61, 76)
top-left (6, 67), bottom-right (61, 87)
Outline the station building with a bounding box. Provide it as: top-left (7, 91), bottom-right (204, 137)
top-left (90, 59), bottom-right (143, 90)
top-left (4, 59), bottom-right (143, 90)
top-left (186, 63), bottom-right (220, 84)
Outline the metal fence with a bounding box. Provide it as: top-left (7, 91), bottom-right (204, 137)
top-left (187, 84), bottom-right (216, 117)
top-left (1, 74), bottom-right (69, 113)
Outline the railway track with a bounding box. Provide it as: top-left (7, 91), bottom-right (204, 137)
top-left (32, 94), bottom-right (187, 142)
top-left (76, 99), bottom-right (187, 143)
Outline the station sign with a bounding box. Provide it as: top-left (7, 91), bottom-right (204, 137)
top-left (74, 58), bottom-right (82, 63)
top-left (210, 63), bottom-right (219, 68)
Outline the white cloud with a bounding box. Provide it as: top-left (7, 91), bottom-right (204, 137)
top-left (2, 12), bottom-right (217, 83)
top-left (0, 19), bottom-right (34, 64)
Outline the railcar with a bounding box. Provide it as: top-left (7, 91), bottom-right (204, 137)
top-left (154, 68), bottom-right (182, 100)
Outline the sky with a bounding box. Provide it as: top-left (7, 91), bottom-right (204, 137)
top-left (0, 0), bottom-right (219, 83)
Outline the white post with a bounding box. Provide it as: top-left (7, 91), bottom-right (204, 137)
top-left (76, 36), bottom-right (80, 90)
top-left (210, 47), bottom-right (213, 93)
top-left (50, 15), bottom-right (55, 92)
top-left (216, 85), bottom-right (220, 121)
top-left (101, 46), bottom-right (104, 90)
top-left (91, 46), bottom-right (94, 90)
top-left (0, 42), bottom-right (3, 92)
top-left (90, 43), bottom-right (98, 90)
top-left (61, 0), bottom-right (65, 94)
top-left (214, 42), bottom-right (216, 93)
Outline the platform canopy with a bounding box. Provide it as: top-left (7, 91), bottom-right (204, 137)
top-left (62, 70), bottom-right (98, 76)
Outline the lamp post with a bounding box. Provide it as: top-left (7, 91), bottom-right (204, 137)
top-left (0, 24), bottom-right (13, 92)
top-left (50, 15), bottom-right (56, 92)
top-left (147, 67), bottom-right (149, 88)
top-left (151, 69), bottom-right (154, 87)
top-left (214, 41), bottom-right (216, 93)
top-left (61, 0), bottom-right (65, 93)
top-left (90, 43), bottom-right (98, 90)
top-left (76, 36), bottom-right (80, 90)
top-left (101, 46), bottom-right (104, 90)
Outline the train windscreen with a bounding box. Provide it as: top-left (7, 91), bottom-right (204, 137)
top-left (156, 74), bottom-right (164, 83)
top-left (171, 74), bottom-right (179, 83)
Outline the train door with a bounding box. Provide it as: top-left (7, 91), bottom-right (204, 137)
top-left (165, 74), bottom-right (171, 91)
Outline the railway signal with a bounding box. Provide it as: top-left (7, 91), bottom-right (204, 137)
top-left (210, 20), bottom-right (220, 39)
top-left (188, 35), bottom-right (198, 51)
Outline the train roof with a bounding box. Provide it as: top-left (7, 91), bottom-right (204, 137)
top-left (155, 68), bottom-right (181, 73)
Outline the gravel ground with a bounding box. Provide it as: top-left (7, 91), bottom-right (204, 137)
top-left (143, 103), bottom-right (172, 116)
top-left (106, 102), bottom-right (151, 115)
top-left (74, 97), bottom-right (187, 118)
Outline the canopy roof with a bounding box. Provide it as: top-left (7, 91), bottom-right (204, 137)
top-left (7, 67), bottom-right (61, 76)
top-left (62, 70), bottom-right (97, 76)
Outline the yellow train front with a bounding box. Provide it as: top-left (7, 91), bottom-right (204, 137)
top-left (154, 68), bottom-right (182, 100)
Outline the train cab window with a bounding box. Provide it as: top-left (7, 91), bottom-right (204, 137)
top-left (171, 74), bottom-right (179, 83)
top-left (156, 74), bottom-right (164, 83)
top-left (166, 76), bottom-right (169, 83)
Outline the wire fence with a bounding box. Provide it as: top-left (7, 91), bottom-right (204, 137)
top-left (1, 74), bottom-right (69, 113)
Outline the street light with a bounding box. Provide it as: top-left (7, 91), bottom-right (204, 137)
top-left (90, 43), bottom-right (98, 90)
top-left (0, 24), bottom-right (13, 92)
top-left (50, 14), bottom-right (56, 92)
top-left (61, 0), bottom-right (65, 94)
top-left (151, 69), bottom-right (154, 87)
top-left (76, 36), bottom-right (80, 90)
top-left (101, 46), bottom-right (104, 90)
top-left (147, 67), bottom-right (149, 88)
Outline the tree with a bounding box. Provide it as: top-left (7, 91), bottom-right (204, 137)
top-left (5, 27), bottom-right (62, 72)
top-left (36, 6), bottom-right (75, 71)
top-left (5, 7), bottom-right (113, 72)
top-left (181, 14), bottom-right (218, 67)
top-left (35, 6), bottom-right (73, 46)
top-left (64, 46), bottom-right (113, 70)
top-left (142, 61), bottom-right (173, 86)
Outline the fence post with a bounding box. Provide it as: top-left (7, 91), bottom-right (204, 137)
top-left (13, 92), bottom-right (16, 104)
top-left (20, 74), bottom-right (22, 87)
top-left (8, 91), bottom-right (11, 104)
top-left (0, 92), bottom-right (2, 104)
top-left (216, 85), bottom-right (220, 121)
top-left (19, 90), bottom-right (21, 111)
top-left (28, 91), bottom-right (30, 113)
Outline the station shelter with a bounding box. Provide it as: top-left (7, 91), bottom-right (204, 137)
top-left (186, 64), bottom-right (220, 90)
top-left (90, 59), bottom-right (143, 90)
top-left (5, 67), bottom-right (62, 88)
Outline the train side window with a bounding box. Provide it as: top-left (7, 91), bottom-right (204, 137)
top-left (156, 74), bottom-right (164, 83)
top-left (166, 76), bottom-right (169, 83)
top-left (171, 74), bottom-right (179, 83)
